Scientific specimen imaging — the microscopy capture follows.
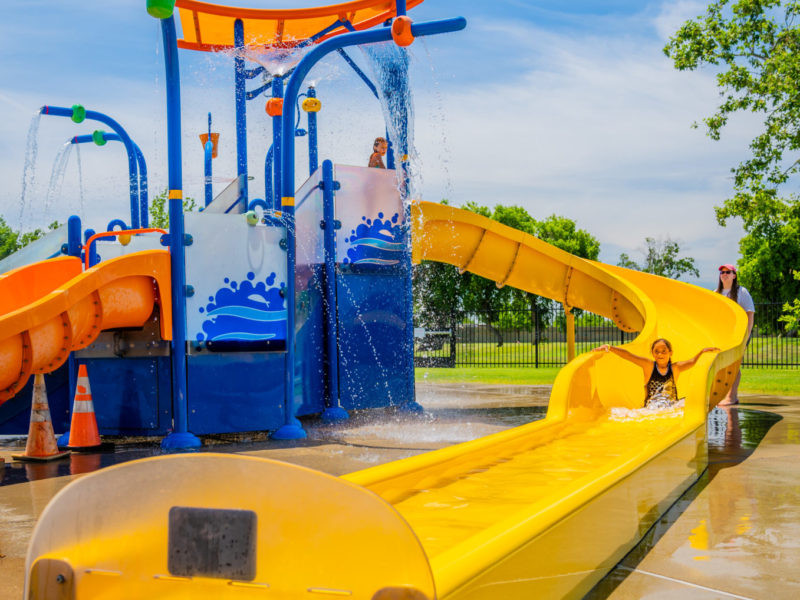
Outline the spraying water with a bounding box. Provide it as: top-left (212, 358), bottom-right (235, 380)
top-left (75, 144), bottom-right (86, 219)
top-left (360, 42), bottom-right (420, 200)
top-left (45, 142), bottom-right (73, 214)
top-left (18, 113), bottom-right (42, 229)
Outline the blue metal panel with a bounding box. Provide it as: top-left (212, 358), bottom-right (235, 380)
top-left (187, 353), bottom-right (285, 434)
top-left (336, 268), bottom-right (411, 409)
top-left (77, 358), bottom-right (164, 435)
top-left (0, 367), bottom-right (70, 435)
top-left (294, 263), bottom-right (326, 417)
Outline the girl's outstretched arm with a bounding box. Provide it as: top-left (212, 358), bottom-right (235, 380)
top-left (592, 344), bottom-right (652, 369)
top-left (673, 347), bottom-right (720, 375)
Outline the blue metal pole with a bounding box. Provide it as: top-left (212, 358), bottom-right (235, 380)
top-left (320, 160), bottom-right (347, 421)
top-left (159, 15), bottom-right (201, 450)
top-left (271, 77), bottom-right (284, 211)
top-left (396, 0), bottom-right (407, 17)
top-left (234, 19), bottom-right (249, 207)
top-left (307, 87), bottom-right (319, 175)
top-left (264, 144), bottom-right (274, 205)
top-left (276, 17), bottom-right (466, 436)
top-left (56, 214), bottom-right (84, 447)
top-left (204, 112), bottom-right (213, 207)
top-left (43, 106), bottom-right (140, 227)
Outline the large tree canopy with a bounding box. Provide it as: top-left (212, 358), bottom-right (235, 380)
top-left (617, 237), bottom-right (700, 280)
top-left (413, 202), bottom-right (600, 345)
top-left (664, 0), bottom-right (800, 302)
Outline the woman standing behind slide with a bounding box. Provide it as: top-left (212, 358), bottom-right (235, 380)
top-left (715, 264), bottom-right (755, 405)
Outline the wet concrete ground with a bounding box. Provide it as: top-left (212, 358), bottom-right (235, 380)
top-left (1, 384), bottom-right (798, 599)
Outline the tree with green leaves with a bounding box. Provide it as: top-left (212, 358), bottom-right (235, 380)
top-left (664, 0), bottom-right (800, 303)
top-left (0, 217), bottom-right (61, 261)
top-left (617, 237), bottom-right (700, 280)
top-left (149, 189), bottom-right (197, 229)
top-left (413, 201), bottom-right (601, 347)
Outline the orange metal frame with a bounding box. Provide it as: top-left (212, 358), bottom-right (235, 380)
top-left (175, 0), bottom-right (424, 51)
top-left (84, 228), bottom-right (167, 269)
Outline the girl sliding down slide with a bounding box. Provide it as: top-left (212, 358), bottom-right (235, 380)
top-left (593, 339), bottom-right (719, 408)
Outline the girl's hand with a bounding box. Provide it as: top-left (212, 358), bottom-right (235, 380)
top-left (593, 344), bottom-right (610, 353)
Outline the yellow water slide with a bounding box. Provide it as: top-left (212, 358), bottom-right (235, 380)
top-left (0, 251), bottom-right (172, 403)
top-left (24, 202), bottom-right (747, 599)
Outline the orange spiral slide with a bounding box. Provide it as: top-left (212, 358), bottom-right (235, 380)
top-left (0, 251), bottom-right (172, 404)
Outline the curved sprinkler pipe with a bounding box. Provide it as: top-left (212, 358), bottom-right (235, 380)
top-left (42, 105), bottom-right (143, 228)
top-left (274, 16), bottom-right (467, 439)
top-left (70, 133), bottom-right (149, 228)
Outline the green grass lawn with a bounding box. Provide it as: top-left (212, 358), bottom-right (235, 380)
top-left (415, 366), bottom-right (800, 396)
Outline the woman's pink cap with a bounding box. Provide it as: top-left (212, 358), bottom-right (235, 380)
top-left (718, 264), bottom-right (737, 272)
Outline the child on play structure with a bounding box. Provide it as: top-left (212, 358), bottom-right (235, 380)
top-left (368, 136), bottom-right (388, 168)
top-left (593, 339), bottom-right (719, 408)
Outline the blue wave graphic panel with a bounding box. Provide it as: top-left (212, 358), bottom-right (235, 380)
top-left (197, 271), bottom-right (287, 343)
top-left (343, 212), bottom-right (403, 266)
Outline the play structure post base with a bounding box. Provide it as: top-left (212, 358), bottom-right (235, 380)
top-left (321, 406), bottom-right (349, 422)
top-left (271, 419), bottom-right (307, 440)
top-left (160, 431), bottom-right (202, 451)
top-left (398, 401), bottom-right (424, 414)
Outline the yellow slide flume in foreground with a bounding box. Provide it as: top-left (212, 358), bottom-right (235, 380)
top-left (24, 202), bottom-right (748, 599)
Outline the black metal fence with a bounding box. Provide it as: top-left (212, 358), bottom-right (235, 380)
top-left (415, 303), bottom-right (799, 368)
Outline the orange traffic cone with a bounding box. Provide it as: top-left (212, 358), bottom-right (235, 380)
top-left (12, 374), bottom-right (70, 462)
top-left (67, 365), bottom-right (105, 451)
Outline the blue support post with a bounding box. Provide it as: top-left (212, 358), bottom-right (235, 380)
top-left (158, 15), bottom-right (201, 450)
top-left (307, 87), bottom-right (319, 175)
top-left (271, 77), bottom-right (283, 211)
top-left (57, 214), bottom-right (83, 448)
top-left (84, 228), bottom-right (98, 267)
top-left (276, 16), bottom-right (466, 436)
top-left (43, 106), bottom-right (142, 228)
top-left (204, 112), bottom-right (214, 207)
top-left (320, 160), bottom-right (348, 422)
top-left (264, 144), bottom-right (274, 206)
top-left (234, 19), bottom-right (249, 207)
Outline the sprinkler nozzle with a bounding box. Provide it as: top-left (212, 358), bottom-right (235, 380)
top-left (71, 104), bottom-right (86, 124)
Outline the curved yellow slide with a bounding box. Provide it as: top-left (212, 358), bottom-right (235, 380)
top-left (24, 203), bottom-right (747, 599)
top-left (0, 251), bottom-right (172, 403)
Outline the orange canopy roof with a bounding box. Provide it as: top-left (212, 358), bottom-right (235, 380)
top-left (175, 0), bottom-right (424, 52)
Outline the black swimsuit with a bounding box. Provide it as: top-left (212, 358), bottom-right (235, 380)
top-left (645, 361), bottom-right (678, 406)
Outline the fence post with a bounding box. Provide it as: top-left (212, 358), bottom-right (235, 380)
top-left (449, 311), bottom-right (457, 368)
top-left (564, 303), bottom-right (575, 362)
top-left (533, 301), bottom-right (540, 368)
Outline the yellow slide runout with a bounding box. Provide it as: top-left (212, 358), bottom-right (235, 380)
top-left (24, 202), bottom-right (749, 599)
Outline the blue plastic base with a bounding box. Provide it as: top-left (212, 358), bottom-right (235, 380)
top-left (321, 406), bottom-right (349, 422)
top-left (56, 431), bottom-right (71, 448)
top-left (160, 431), bottom-right (202, 451)
top-left (271, 422), bottom-right (307, 440)
top-left (398, 401), bottom-right (425, 414)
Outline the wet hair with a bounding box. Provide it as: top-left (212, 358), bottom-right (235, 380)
top-left (715, 271), bottom-right (739, 303)
top-left (373, 136), bottom-right (387, 149)
top-left (650, 338), bottom-right (672, 352)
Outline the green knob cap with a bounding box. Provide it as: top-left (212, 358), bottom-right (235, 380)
top-left (245, 211), bottom-right (259, 226)
top-left (92, 130), bottom-right (107, 146)
top-left (147, 0), bottom-right (176, 19)
top-left (70, 104), bottom-right (86, 123)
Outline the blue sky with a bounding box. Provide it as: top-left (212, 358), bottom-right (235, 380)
top-left (0, 0), bottom-right (755, 288)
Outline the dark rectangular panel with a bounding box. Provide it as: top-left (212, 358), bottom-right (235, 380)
top-left (168, 506), bottom-right (257, 580)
